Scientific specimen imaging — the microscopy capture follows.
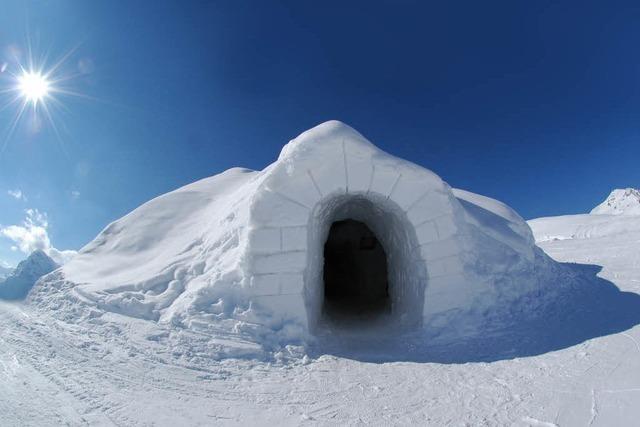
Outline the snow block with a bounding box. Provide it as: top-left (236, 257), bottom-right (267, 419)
top-left (391, 171), bottom-right (445, 211)
top-left (310, 144), bottom-right (348, 196)
top-left (249, 228), bottom-right (281, 253)
top-left (251, 189), bottom-right (310, 227)
top-left (281, 226), bottom-right (307, 252)
top-left (434, 215), bottom-right (458, 239)
top-left (279, 273), bottom-right (304, 295)
top-left (249, 273), bottom-right (304, 296)
top-left (250, 274), bottom-right (281, 296)
top-left (345, 155), bottom-right (374, 193)
top-left (252, 251), bottom-right (306, 275)
top-left (368, 165), bottom-right (400, 198)
top-left (406, 192), bottom-right (453, 225)
top-left (415, 221), bottom-right (439, 245)
top-left (268, 168), bottom-right (322, 209)
top-left (419, 238), bottom-right (461, 262)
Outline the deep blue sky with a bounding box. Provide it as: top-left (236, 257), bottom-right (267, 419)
top-left (1, 0), bottom-right (639, 265)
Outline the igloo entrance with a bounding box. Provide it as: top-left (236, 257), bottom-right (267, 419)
top-left (322, 219), bottom-right (390, 320)
top-left (305, 193), bottom-right (426, 332)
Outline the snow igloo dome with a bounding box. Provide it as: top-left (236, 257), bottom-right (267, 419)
top-left (32, 121), bottom-right (556, 340)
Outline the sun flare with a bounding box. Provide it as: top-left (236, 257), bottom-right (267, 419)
top-left (17, 71), bottom-right (51, 105)
top-left (0, 40), bottom-right (84, 153)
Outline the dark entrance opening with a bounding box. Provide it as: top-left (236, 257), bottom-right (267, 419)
top-left (322, 219), bottom-right (390, 321)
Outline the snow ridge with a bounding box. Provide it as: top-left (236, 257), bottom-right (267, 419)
top-left (591, 188), bottom-right (640, 215)
top-left (0, 265), bottom-right (13, 280)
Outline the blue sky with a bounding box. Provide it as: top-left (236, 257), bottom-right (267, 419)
top-left (1, 0), bottom-right (639, 266)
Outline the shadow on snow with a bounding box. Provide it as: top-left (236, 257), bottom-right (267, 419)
top-left (308, 262), bottom-right (640, 364)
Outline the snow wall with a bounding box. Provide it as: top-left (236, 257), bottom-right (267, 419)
top-left (30, 121), bottom-right (559, 342)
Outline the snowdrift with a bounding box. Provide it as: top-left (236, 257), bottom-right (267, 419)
top-left (30, 121), bottom-right (563, 345)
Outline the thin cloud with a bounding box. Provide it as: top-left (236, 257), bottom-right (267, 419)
top-left (0, 208), bottom-right (76, 265)
top-left (7, 189), bottom-right (27, 201)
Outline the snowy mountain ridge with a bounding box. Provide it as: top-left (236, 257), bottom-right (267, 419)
top-left (591, 187), bottom-right (640, 215)
top-left (0, 250), bottom-right (59, 300)
top-left (529, 187), bottom-right (640, 243)
top-left (0, 265), bottom-right (13, 280)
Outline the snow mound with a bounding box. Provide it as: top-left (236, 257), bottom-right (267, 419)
top-left (30, 121), bottom-right (565, 349)
top-left (591, 188), bottom-right (640, 215)
top-left (0, 250), bottom-right (58, 300)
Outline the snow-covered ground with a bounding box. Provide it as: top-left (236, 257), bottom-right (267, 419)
top-left (1, 197), bottom-right (640, 425)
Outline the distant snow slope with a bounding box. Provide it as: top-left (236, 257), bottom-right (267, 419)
top-left (591, 188), bottom-right (640, 215)
top-left (0, 250), bottom-right (58, 300)
top-left (529, 191), bottom-right (640, 297)
top-left (0, 265), bottom-right (13, 280)
top-left (528, 213), bottom-right (640, 242)
top-left (529, 188), bottom-right (640, 243)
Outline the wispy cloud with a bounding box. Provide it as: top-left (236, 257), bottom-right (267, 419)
top-left (1, 209), bottom-right (49, 253)
top-left (71, 190), bottom-right (80, 200)
top-left (0, 209), bottom-right (76, 265)
top-left (7, 189), bottom-right (27, 201)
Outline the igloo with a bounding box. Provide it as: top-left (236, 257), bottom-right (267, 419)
top-left (245, 121), bottom-right (549, 334)
top-left (32, 121), bottom-right (555, 340)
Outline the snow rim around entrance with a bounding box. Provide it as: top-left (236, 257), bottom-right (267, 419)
top-left (304, 192), bottom-right (426, 334)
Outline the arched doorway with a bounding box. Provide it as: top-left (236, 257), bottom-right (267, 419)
top-left (322, 219), bottom-right (390, 320)
top-left (302, 193), bottom-right (426, 332)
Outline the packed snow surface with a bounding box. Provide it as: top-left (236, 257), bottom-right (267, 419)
top-left (1, 196), bottom-right (639, 425)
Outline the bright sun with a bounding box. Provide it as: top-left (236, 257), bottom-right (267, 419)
top-left (17, 71), bottom-right (51, 105)
top-left (0, 41), bottom-right (83, 149)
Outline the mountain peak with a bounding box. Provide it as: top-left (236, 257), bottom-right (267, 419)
top-left (591, 188), bottom-right (640, 215)
top-left (0, 250), bottom-right (59, 300)
top-left (13, 250), bottom-right (58, 276)
top-left (0, 265), bottom-right (13, 280)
